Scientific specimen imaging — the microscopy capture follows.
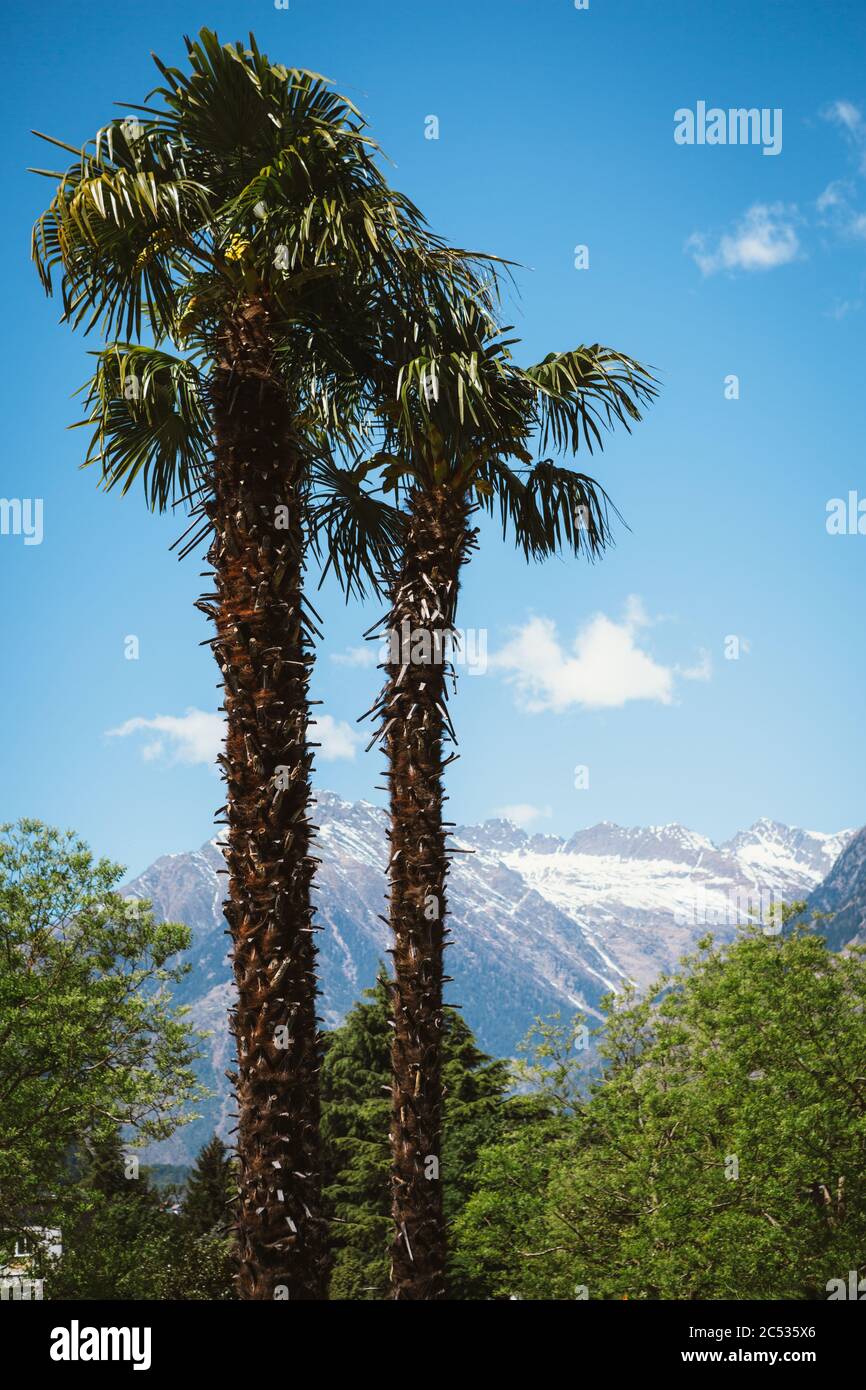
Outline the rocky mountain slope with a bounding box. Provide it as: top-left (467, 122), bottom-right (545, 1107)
top-left (794, 824), bottom-right (866, 951)
top-left (124, 794), bottom-right (854, 1161)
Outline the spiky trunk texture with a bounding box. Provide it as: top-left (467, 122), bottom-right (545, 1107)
top-left (200, 296), bottom-right (326, 1300)
top-left (377, 486), bottom-right (474, 1299)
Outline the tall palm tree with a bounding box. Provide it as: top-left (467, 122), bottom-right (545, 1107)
top-left (31, 28), bottom-right (483, 1300)
top-left (362, 296), bottom-right (658, 1298)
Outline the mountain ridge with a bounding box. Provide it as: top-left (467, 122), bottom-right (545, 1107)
top-left (123, 793), bottom-right (856, 1162)
top-left (794, 824), bottom-right (866, 952)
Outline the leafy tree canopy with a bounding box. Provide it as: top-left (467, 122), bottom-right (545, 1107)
top-left (455, 918), bottom-right (866, 1300)
top-left (0, 819), bottom-right (204, 1242)
top-left (40, 1128), bottom-right (233, 1301)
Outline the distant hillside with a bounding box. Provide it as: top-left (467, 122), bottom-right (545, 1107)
top-left (142, 1163), bottom-right (191, 1195)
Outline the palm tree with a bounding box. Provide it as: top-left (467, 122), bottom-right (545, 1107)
top-left (31, 28), bottom-right (482, 1300)
top-left (362, 295), bottom-right (658, 1298)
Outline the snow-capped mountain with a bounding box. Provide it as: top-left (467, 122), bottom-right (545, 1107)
top-left (468, 815), bottom-right (854, 989)
top-left (124, 795), bottom-right (856, 1162)
top-left (794, 824), bottom-right (866, 952)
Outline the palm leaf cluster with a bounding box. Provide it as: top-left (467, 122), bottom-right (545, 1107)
top-left (358, 293), bottom-right (657, 563)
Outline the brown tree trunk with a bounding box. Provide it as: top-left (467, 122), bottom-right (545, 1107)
top-left (200, 296), bottom-right (326, 1300)
top-left (378, 486), bottom-right (474, 1299)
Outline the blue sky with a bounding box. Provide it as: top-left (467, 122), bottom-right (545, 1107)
top-left (2, 0), bottom-right (866, 876)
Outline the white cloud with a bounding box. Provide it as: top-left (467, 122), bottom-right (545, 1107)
top-left (816, 180), bottom-right (850, 214)
top-left (824, 99), bottom-right (866, 138)
top-left (491, 598), bottom-right (687, 714)
top-left (330, 644), bottom-right (378, 669)
top-left (107, 706), bottom-right (360, 766)
top-left (826, 300), bottom-right (858, 320)
top-left (678, 648), bottom-right (713, 682)
top-left (823, 100), bottom-right (866, 172)
top-left (494, 803), bottom-right (552, 829)
top-left (686, 203), bottom-right (800, 276)
top-left (813, 178), bottom-right (866, 243)
top-left (696, 101), bottom-right (866, 283)
top-left (311, 714), bottom-right (362, 761)
top-left (107, 708), bottom-right (224, 766)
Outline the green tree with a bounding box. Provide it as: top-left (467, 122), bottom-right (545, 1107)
top-left (183, 1135), bottom-right (236, 1237)
top-left (0, 820), bottom-right (201, 1246)
top-left (363, 291), bottom-right (657, 1296)
top-left (41, 1131), bottom-right (165, 1300)
top-left (451, 1012), bottom-right (591, 1300)
top-left (41, 1130), bottom-right (234, 1301)
top-left (456, 918), bottom-right (866, 1300)
top-left (32, 28), bottom-right (486, 1299)
top-left (321, 971), bottom-right (509, 1299)
top-left (450, 1117), bottom-right (573, 1301)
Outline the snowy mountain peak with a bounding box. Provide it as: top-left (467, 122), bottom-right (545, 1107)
top-left (454, 818), bottom-right (529, 854)
top-left (561, 821), bottom-right (715, 863)
top-left (722, 820), bottom-right (854, 888)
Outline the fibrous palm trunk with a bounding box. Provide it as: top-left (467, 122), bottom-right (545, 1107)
top-left (378, 486), bottom-right (473, 1299)
top-left (201, 295), bottom-right (325, 1300)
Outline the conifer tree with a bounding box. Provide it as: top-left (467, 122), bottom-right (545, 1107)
top-left (321, 970), bottom-right (508, 1298)
top-left (183, 1135), bottom-right (236, 1237)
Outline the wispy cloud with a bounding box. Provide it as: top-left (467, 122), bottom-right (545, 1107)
top-left (678, 649), bottom-right (713, 682)
top-left (822, 99), bottom-right (866, 172)
top-left (825, 99), bottom-right (866, 135)
top-left (330, 644), bottom-right (378, 669)
top-left (826, 297), bottom-right (862, 321)
top-left (815, 178), bottom-right (866, 244)
top-left (107, 706), bottom-right (361, 765)
top-left (686, 203), bottom-right (801, 276)
top-left (490, 597), bottom-right (706, 714)
top-left (107, 709), bottom-right (224, 767)
top-left (816, 179), bottom-right (851, 215)
top-left (815, 102), bottom-right (866, 252)
top-left (690, 101), bottom-right (866, 293)
top-left (494, 803), bottom-right (553, 829)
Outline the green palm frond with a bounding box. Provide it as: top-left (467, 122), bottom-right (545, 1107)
top-left (151, 30), bottom-right (437, 282)
top-left (523, 346), bottom-right (659, 454)
top-left (307, 456), bottom-right (404, 600)
top-left (33, 25), bottom-right (498, 354)
top-left (473, 456), bottom-right (546, 558)
top-left (523, 459), bottom-right (621, 558)
top-left (74, 344), bottom-right (210, 511)
top-left (364, 290), bottom-right (657, 562)
top-left (149, 31), bottom-right (370, 181)
top-left (474, 457), bottom-right (619, 561)
top-left (31, 122), bottom-right (215, 339)
top-left (385, 322), bottom-right (523, 480)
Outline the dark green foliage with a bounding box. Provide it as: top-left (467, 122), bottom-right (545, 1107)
top-left (182, 1135), bottom-right (236, 1237)
top-left (321, 969), bottom-right (509, 1299)
top-left (41, 1130), bottom-right (234, 1301)
top-left (142, 1163), bottom-right (191, 1198)
top-left (321, 974), bottom-right (392, 1299)
top-left (42, 1131), bottom-right (167, 1300)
